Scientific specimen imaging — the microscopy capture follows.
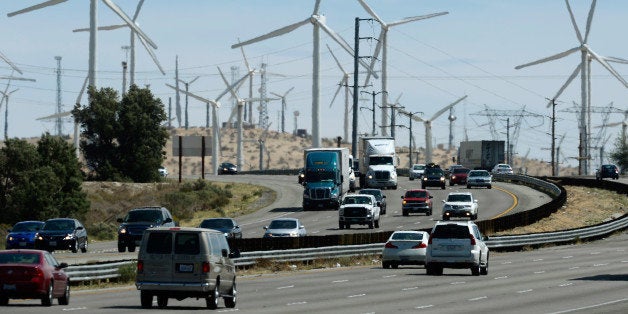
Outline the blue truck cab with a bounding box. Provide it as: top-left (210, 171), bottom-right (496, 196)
top-left (302, 148), bottom-right (350, 210)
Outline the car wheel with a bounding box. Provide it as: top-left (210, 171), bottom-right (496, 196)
top-left (140, 291), bottom-right (152, 308)
top-left (224, 281), bottom-right (237, 308)
top-left (391, 263), bottom-right (399, 269)
top-left (58, 281), bottom-right (70, 305)
top-left (42, 282), bottom-right (53, 306)
top-left (339, 222), bottom-right (344, 229)
top-left (427, 210), bottom-right (432, 216)
top-left (410, 177), bottom-right (414, 181)
top-left (402, 209), bottom-right (408, 216)
top-left (443, 216), bottom-right (449, 221)
top-left (0, 296), bottom-right (8, 306)
top-left (435, 266), bottom-right (443, 276)
top-left (421, 184), bottom-right (426, 189)
top-left (81, 238), bottom-right (88, 253)
top-left (117, 243), bottom-right (125, 253)
top-left (393, 185), bottom-right (397, 190)
top-left (488, 185), bottom-right (492, 189)
top-left (441, 185), bottom-right (446, 190)
top-left (425, 264), bottom-right (434, 275)
top-left (480, 260), bottom-right (489, 276)
top-left (471, 264), bottom-right (481, 276)
top-left (128, 244), bottom-right (136, 252)
top-left (71, 240), bottom-right (78, 253)
top-left (157, 295), bottom-right (168, 308)
top-left (346, 223), bottom-right (350, 229)
top-left (206, 284), bottom-right (219, 309)
top-left (382, 261), bottom-right (389, 269)
top-left (368, 220), bottom-right (374, 229)
top-left (375, 219), bottom-right (380, 228)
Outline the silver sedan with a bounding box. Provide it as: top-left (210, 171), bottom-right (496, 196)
top-left (382, 230), bottom-right (429, 269)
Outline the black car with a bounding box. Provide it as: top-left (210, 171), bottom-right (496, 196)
top-left (596, 164), bottom-right (619, 180)
top-left (219, 162), bottom-right (238, 175)
top-left (35, 218), bottom-right (88, 253)
top-left (422, 167), bottom-right (446, 189)
top-left (198, 218), bottom-right (242, 239)
top-left (117, 206), bottom-right (176, 252)
top-left (358, 188), bottom-right (387, 214)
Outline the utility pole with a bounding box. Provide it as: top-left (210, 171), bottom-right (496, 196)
top-left (121, 61), bottom-right (127, 95)
top-left (352, 17), bottom-right (374, 159)
top-left (54, 56), bottom-right (63, 137)
top-left (398, 111), bottom-right (423, 167)
top-left (550, 98), bottom-right (556, 176)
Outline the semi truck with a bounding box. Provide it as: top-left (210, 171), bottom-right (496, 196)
top-left (359, 137), bottom-right (398, 189)
top-left (457, 140), bottom-right (505, 171)
top-left (302, 148), bottom-right (352, 210)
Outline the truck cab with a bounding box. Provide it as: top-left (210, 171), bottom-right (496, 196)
top-left (302, 148), bottom-right (350, 210)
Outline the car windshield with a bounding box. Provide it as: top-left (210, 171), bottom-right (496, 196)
top-left (200, 219), bottom-right (234, 229)
top-left (343, 196), bottom-right (372, 205)
top-left (12, 222), bottom-right (43, 232)
top-left (222, 163), bottom-right (235, 168)
top-left (447, 194), bottom-right (471, 202)
top-left (43, 220), bottom-right (74, 231)
top-left (0, 253), bottom-right (40, 264)
top-left (425, 169), bottom-right (443, 176)
top-left (405, 190), bottom-right (427, 198)
top-left (126, 210), bottom-right (162, 223)
top-left (469, 171), bottom-right (488, 177)
top-left (413, 165), bottom-right (425, 170)
top-left (369, 156), bottom-right (393, 165)
top-left (359, 190), bottom-right (381, 199)
top-left (269, 220), bottom-right (297, 229)
top-left (391, 232), bottom-right (423, 241)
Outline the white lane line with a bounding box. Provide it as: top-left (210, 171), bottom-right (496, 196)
top-left (469, 296), bottom-right (487, 301)
top-left (562, 256), bottom-right (573, 259)
top-left (414, 221), bottom-right (421, 225)
top-left (287, 301), bottom-right (307, 306)
top-left (415, 305), bottom-right (434, 309)
top-left (558, 283), bottom-right (573, 287)
top-left (501, 261), bottom-right (512, 264)
top-left (622, 260), bottom-right (628, 263)
top-left (517, 289), bottom-right (533, 293)
top-left (450, 281), bottom-right (465, 285)
top-left (494, 276), bottom-right (508, 280)
top-left (534, 271), bottom-right (546, 274)
top-left (333, 279), bottom-right (348, 283)
top-left (402, 287), bottom-right (418, 291)
top-left (62, 307), bottom-right (88, 311)
top-left (533, 258), bottom-right (543, 262)
top-left (590, 252), bottom-right (601, 255)
top-left (348, 294), bottom-right (366, 298)
top-left (382, 275), bottom-right (396, 278)
top-left (593, 263), bottom-right (608, 267)
top-left (546, 297), bottom-right (628, 314)
top-left (569, 266), bottom-right (580, 270)
top-left (277, 285), bottom-right (294, 290)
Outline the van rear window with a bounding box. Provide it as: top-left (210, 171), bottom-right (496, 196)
top-left (175, 233), bottom-right (200, 255)
top-left (432, 225), bottom-right (470, 239)
top-left (146, 232), bottom-right (173, 254)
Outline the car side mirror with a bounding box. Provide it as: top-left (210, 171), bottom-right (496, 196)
top-left (58, 262), bottom-right (69, 269)
top-left (76, 226), bottom-right (84, 230)
top-left (221, 248), bottom-right (229, 258)
top-left (441, 200), bottom-right (446, 203)
top-left (429, 195), bottom-right (433, 199)
top-left (263, 226), bottom-right (268, 230)
top-left (377, 201), bottom-right (381, 207)
top-left (382, 195), bottom-right (386, 198)
top-left (299, 225), bottom-right (305, 229)
top-left (400, 195), bottom-right (404, 199)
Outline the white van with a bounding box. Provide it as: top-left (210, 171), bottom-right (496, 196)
top-left (135, 227), bottom-right (239, 309)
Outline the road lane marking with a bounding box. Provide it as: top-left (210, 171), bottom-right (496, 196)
top-left (287, 301), bottom-right (307, 306)
top-left (558, 283), bottom-right (573, 287)
top-left (333, 280), bottom-right (348, 283)
top-left (348, 294), bottom-right (366, 298)
top-left (593, 263), bottom-right (608, 267)
top-left (277, 285), bottom-right (294, 290)
top-left (534, 271), bottom-right (546, 274)
top-left (62, 307), bottom-right (87, 311)
top-left (501, 261), bottom-right (512, 264)
top-left (450, 281), bottom-right (465, 285)
top-left (490, 186), bottom-right (518, 219)
top-left (533, 258), bottom-right (543, 262)
top-left (562, 256), bottom-right (573, 259)
top-left (517, 289), bottom-right (533, 293)
top-left (382, 275), bottom-right (396, 278)
top-left (415, 305), bottom-right (434, 309)
top-left (569, 266), bottom-right (580, 270)
top-left (494, 276), bottom-right (508, 280)
top-left (402, 287), bottom-right (419, 291)
top-left (546, 297), bottom-right (628, 314)
top-left (469, 296), bottom-right (487, 301)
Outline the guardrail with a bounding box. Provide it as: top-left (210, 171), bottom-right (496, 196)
top-left (66, 214), bottom-right (628, 280)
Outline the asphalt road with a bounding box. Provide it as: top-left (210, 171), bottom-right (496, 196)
top-left (6, 230), bottom-right (627, 313)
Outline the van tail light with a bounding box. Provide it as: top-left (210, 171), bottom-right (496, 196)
top-left (202, 262), bottom-right (210, 273)
top-left (412, 242), bottom-right (427, 249)
top-left (137, 260), bottom-right (144, 273)
top-left (384, 242), bottom-right (398, 249)
top-left (469, 234), bottom-right (476, 245)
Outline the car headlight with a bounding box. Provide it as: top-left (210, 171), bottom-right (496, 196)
top-left (423, 177), bottom-right (428, 181)
top-left (64, 233), bottom-right (75, 240)
top-left (290, 232), bottom-right (298, 237)
top-left (440, 176), bottom-right (445, 181)
top-left (8, 236), bottom-right (14, 241)
top-left (331, 190), bottom-right (339, 198)
top-left (119, 227), bottom-right (127, 234)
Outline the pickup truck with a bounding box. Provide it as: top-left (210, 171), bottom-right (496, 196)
top-left (401, 189), bottom-right (433, 216)
top-left (338, 194), bottom-right (381, 229)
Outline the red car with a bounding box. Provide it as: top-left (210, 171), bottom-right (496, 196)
top-left (401, 189), bottom-right (433, 216)
top-left (0, 249), bottom-right (70, 306)
top-left (449, 167), bottom-right (470, 186)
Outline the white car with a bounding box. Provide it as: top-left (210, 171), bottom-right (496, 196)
top-left (382, 230), bottom-right (429, 269)
top-left (467, 170), bottom-right (492, 189)
top-left (441, 192), bottom-right (478, 220)
top-left (425, 220), bottom-right (489, 276)
top-left (158, 166), bottom-right (168, 177)
top-left (492, 163), bottom-right (513, 174)
top-left (409, 164), bottom-right (426, 180)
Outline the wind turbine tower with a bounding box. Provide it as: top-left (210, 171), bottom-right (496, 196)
top-left (448, 107), bottom-right (456, 151)
top-left (259, 63), bottom-right (269, 130)
top-left (54, 56), bottom-right (63, 137)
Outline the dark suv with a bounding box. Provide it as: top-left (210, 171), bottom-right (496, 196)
top-left (422, 167), bottom-right (446, 189)
top-left (117, 206), bottom-right (176, 252)
top-left (596, 164), bottom-right (619, 180)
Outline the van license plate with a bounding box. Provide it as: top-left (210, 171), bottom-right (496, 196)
top-left (177, 263), bottom-right (194, 273)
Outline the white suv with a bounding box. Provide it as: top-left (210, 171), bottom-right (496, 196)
top-left (425, 221), bottom-right (489, 276)
top-left (441, 192), bottom-right (478, 220)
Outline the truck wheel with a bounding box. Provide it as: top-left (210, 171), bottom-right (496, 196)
top-left (409, 177), bottom-right (414, 181)
top-left (488, 185), bottom-right (492, 189)
top-left (368, 221), bottom-right (374, 229)
top-left (402, 209), bottom-right (408, 216)
top-left (467, 185), bottom-right (471, 189)
top-left (118, 243), bottom-right (125, 253)
top-left (393, 185), bottom-right (397, 190)
top-left (339, 222), bottom-right (344, 230)
top-left (345, 223), bottom-right (350, 229)
top-left (441, 185), bottom-right (446, 190)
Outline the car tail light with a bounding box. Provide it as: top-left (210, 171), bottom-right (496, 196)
top-left (137, 260), bottom-right (144, 273)
top-left (412, 242), bottom-right (427, 249)
top-left (384, 242), bottom-right (398, 249)
top-left (469, 234), bottom-right (476, 245)
top-left (30, 267), bottom-right (44, 284)
top-left (202, 261), bottom-right (210, 273)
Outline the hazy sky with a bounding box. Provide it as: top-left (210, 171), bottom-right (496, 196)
top-left (1, 0), bottom-right (626, 168)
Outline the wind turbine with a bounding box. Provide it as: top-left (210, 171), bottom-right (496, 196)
top-left (326, 44), bottom-right (352, 143)
top-left (0, 50), bottom-right (24, 74)
top-left (270, 87), bottom-right (294, 134)
top-left (72, 0), bottom-right (165, 86)
top-left (231, 0), bottom-right (377, 148)
top-left (357, 0), bottom-right (448, 137)
top-left (8, 0), bottom-right (158, 88)
top-left (515, 0), bottom-right (628, 175)
top-left (399, 95), bottom-right (467, 163)
top-left (0, 87), bottom-right (18, 140)
top-left (166, 67), bottom-right (249, 175)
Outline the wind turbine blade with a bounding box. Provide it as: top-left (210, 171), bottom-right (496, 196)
top-left (270, 92), bottom-right (282, 98)
top-left (329, 82), bottom-right (343, 108)
top-left (166, 83), bottom-right (217, 106)
top-left (284, 86), bottom-right (294, 97)
top-left (430, 95), bottom-right (467, 121)
top-left (37, 111), bottom-right (71, 120)
top-left (388, 12), bottom-right (449, 27)
top-left (357, 0), bottom-right (384, 24)
top-left (73, 24), bottom-right (127, 32)
top-left (136, 34), bottom-right (165, 75)
top-left (215, 67), bottom-right (250, 101)
top-left (398, 108), bottom-right (424, 122)
top-left (393, 93), bottom-right (403, 105)
top-left (7, 0), bottom-right (67, 17)
top-left (189, 76), bottom-right (201, 84)
top-left (604, 56), bottom-right (628, 64)
top-left (0, 76), bottom-right (35, 82)
top-left (239, 44), bottom-right (252, 71)
top-left (312, 0), bottom-right (321, 15)
top-left (363, 30), bottom-right (383, 85)
top-left (217, 67), bottom-right (241, 100)
top-left (132, 0), bottom-right (145, 21)
top-left (565, 0), bottom-right (584, 44)
top-left (515, 46), bottom-right (580, 69)
top-left (75, 75), bottom-right (89, 105)
top-left (583, 0), bottom-right (596, 43)
top-left (546, 63), bottom-right (581, 107)
top-left (231, 18), bottom-right (311, 49)
top-left (587, 48), bottom-right (628, 88)
top-left (326, 44), bottom-right (346, 74)
top-left (101, 0), bottom-right (157, 49)
top-left (315, 17), bottom-right (379, 79)
top-left (0, 51), bottom-right (23, 74)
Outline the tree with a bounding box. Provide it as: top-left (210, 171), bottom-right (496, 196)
top-left (609, 133), bottom-right (627, 174)
top-left (72, 85), bottom-right (168, 182)
top-left (0, 135), bottom-right (89, 225)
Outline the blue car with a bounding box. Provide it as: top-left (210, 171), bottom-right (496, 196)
top-left (5, 221), bottom-right (45, 249)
